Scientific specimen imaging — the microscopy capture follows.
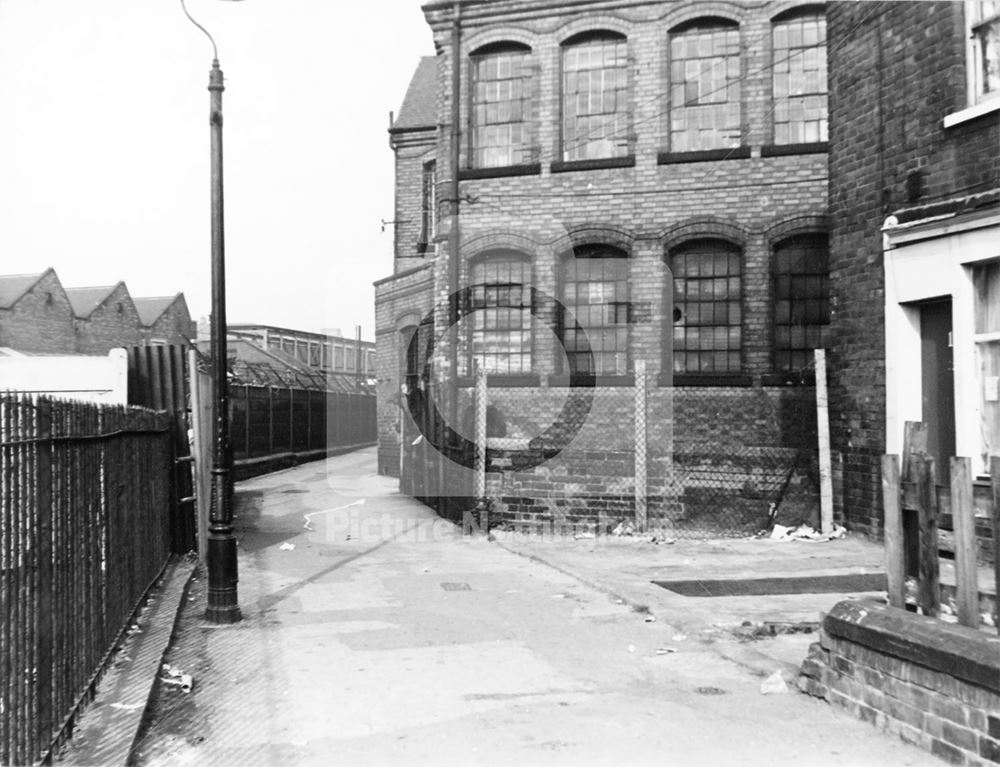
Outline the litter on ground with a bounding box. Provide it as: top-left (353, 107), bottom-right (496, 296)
top-left (769, 523), bottom-right (846, 542)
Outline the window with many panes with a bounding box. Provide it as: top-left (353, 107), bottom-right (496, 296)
top-left (974, 260), bottom-right (1000, 471)
top-left (471, 44), bottom-right (533, 168)
top-left (562, 33), bottom-right (629, 161)
top-left (418, 160), bottom-right (436, 252)
top-left (560, 247), bottom-right (629, 375)
top-left (772, 11), bottom-right (827, 144)
top-left (466, 255), bottom-right (532, 375)
top-left (773, 234), bottom-right (830, 372)
top-left (669, 21), bottom-right (742, 152)
top-left (671, 241), bottom-right (742, 374)
top-left (969, 1), bottom-right (1000, 104)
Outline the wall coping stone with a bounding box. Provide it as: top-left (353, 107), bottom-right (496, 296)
top-left (824, 600), bottom-right (1000, 695)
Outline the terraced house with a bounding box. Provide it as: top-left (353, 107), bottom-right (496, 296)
top-left (376, 0), bottom-right (833, 534)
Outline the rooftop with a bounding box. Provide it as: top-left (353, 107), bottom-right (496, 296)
top-left (392, 56), bottom-right (438, 132)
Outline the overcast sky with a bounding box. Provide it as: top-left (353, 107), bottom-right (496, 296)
top-left (0, 0), bottom-right (434, 340)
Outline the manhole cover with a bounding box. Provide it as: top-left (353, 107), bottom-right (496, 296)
top-left (695, 686), bottom-right (728, 696)
top-left (441, 582), bottom-right (471, 591)
top-left (653, 572), bottom-right (887, 597)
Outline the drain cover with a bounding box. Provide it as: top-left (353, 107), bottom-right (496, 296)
top-left (653, 572), bottom-right (887, 597)
top-left (441, 582), bottom-right (471, 591)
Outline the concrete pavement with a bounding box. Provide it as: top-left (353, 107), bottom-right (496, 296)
top-left (120, 447), bottom-right (940, 766)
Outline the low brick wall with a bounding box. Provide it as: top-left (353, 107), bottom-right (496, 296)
top-left (799, 600), bottom-right (1000, 765)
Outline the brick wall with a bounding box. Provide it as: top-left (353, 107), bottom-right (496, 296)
top-left (0, 271), bottom-right (76, 354)
top-left (144, 298), bottom-right (196, 345)
top-left (800, 600), bottom-right (1000, 766)
top-left (826, 2), bottom-right (1000, 537)
top-left (483, 383), bottom-right (817, 534)
top-left (378, 1), bottom-right (832, 524)
top-left (375, 263), bottom-right (435, 476)
top-left (393, 134), bottom-right (437, 267)
top-left (74, 284), bottom-right (144, 354)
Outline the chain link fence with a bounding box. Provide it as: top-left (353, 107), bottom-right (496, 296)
top-left (400, 365), bottom-right (819, 538)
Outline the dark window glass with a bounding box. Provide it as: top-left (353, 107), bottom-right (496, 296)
top-left (672, 240), bottom-right (742, 373)
top-left (562, 34), bottom-right (629, 161)
top-left (670, 22), bottom-right (741, 151)
top-left (560, 247), bottom-right (629, 375)
top-left (773, 233), bottom-right (830, 372)
top-left (772, 13), bottom-right (827, 144)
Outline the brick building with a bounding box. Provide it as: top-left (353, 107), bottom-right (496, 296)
top-left (225, 324), bottom-right (376, 377)
top-left (826, 1), bottom-right (1000, 536)
top-left (376, 0), bottom-right (834, 531)
top-left (0, 269), bottom-right (195, 355)
top-left (0, 269), bottom-right (76, 354)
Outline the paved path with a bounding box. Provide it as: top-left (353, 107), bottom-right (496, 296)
top-left (131, 448), bottom-right (939, 767)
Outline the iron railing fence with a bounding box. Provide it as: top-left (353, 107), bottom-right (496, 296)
top-left (0, 394), bottom-right (172, 767)
top-left (228, 385), bottom-right (376, 461)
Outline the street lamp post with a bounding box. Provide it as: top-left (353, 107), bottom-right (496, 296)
top-left (183, 0), bottom-right (241, 624)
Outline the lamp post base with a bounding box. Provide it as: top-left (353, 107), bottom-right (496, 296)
top-left (204, 535), bottom-right (242, 624)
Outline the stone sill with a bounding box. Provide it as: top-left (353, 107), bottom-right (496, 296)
top-left (657, 147), bottom-right (751, 164)
top-left (550, 156), bottom-right (636, 173)
top-left (658, 373), bottom-right (754, 388)
top-left (943, 98), bottom-right (1000, 129)
top-left (458, 163), bottom-right (542, 180)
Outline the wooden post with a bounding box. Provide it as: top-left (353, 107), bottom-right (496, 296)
top-left (881, 454), bottom-right (905, 608)
top-left (634, 359), bottom-right (647, 532)
top-left (951, 457), bottom-right (978, 627)
top-left (917, 455), bottom-right (941, 617)
top-left (814, 349), bottom-right (834, 533)
top-left (902, 421), bottom-right (928, 578)
top-left (992, 455), bottom-right (1000, 635)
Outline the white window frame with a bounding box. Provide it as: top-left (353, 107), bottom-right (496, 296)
top-left (947, 1), bottom-right (1000, 126)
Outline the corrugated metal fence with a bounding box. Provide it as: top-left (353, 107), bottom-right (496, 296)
top-left (0, 394), bottom-right (172, 767)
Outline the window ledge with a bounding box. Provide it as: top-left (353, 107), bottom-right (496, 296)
top-left (760, 371), bottom-right (816, 387)
top-left (457, 373), bottom-right (540, 388)
top-left (551, 156), bottom-right (635, 173)
top-left (458, 163), bottom-right (542, 180)
top-left (658, 147), bottom-right (751, 164)
top-left (760, 142), bottom-right (829, 157)
top-left (659, 373), bottom-right (753, 388)
top-left (943, 98), bottom-right (1000, 128)
top-left (547, 373), bottom-right (635, 387)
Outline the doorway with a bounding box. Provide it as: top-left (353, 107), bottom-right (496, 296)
top-left (918, 298), bottom-right (955, 475)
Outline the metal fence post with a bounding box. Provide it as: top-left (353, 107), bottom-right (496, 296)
top-left (634, 359), bottom-right (647, 532)
top-left (288, 388), bottom-right (294, 452)
top-left (244, 384), bottom-right (251, 458)
top-left (474, 364), bottom-right (487, 500)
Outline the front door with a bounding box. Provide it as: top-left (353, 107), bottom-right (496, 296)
top-left (919, 299), bottom-right (955, 475)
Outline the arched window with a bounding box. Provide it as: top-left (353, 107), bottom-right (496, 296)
top-left (561, 32), bottom-right (629, 161)
top-left (470, 43), bottom-right (533, 168)
top-left (772, 10), bottom-right (827, 144)
top-left (671, 240), bottom-right (742, 374)
top-left (773, 233), bottom-right (829, 372)
top-left (669, 20), bottom-right (741, 152)
top-left (467, 254), bottom-right (532, 374)
top-left (560, 245), bottom-right (629, 375)
top-left (401, 325), bottom-right (421, 379)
